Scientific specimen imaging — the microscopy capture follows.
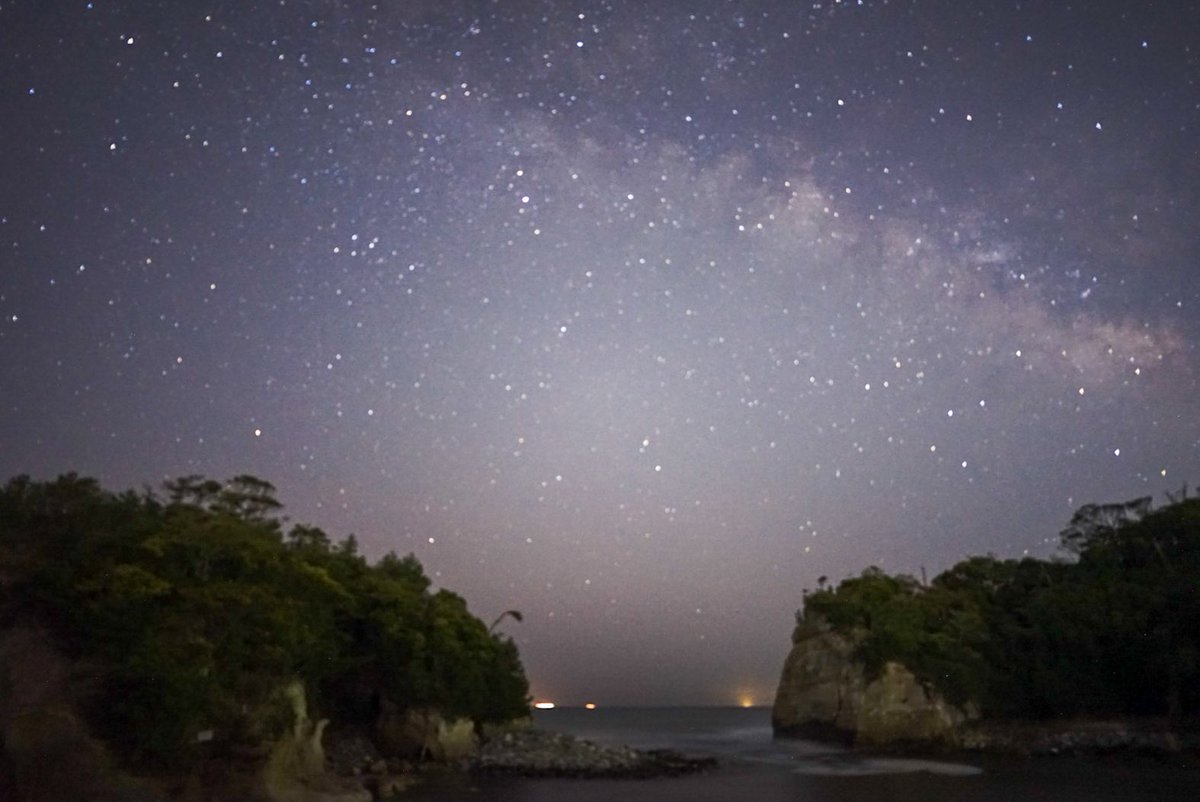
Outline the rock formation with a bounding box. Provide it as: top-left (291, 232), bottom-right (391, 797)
top-left (772, 620), bottom-right (975, 747)
top-left (259, 682), bottom-right (371, 802)
top-left (373, 700), bottom-right (478, 763)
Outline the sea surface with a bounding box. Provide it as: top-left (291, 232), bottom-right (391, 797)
top-left (402, 706), bottom-right (1200, 801)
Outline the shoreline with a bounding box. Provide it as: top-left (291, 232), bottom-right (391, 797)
top-left (774, 717), bottom-right (1200, 757)
top-left (470, 727), bottom-right (719, 779)
top-left (958, 718), bottom-right (1200, 757)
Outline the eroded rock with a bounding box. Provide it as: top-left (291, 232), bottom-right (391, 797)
top-left (258, 682), bottom-right (371, 802)
top-left (771, 622), bottom-right (974, 747)
top-left (374, 702), bottom-right (478, 762)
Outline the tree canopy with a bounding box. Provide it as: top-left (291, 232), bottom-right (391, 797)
top-left (0, 473), bottom-right (530, 768)
top-left (798, 493), bottom-right (1200, 720)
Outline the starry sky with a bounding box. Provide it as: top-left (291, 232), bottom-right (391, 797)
top-left (1, 1), bottom-right (1197, 706)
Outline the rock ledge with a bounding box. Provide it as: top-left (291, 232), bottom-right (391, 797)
top-left (958, 719), bottom-right (1200, 756)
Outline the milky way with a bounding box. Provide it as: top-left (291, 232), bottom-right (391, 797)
top-left (2, 1), bottom-right (1197, 705)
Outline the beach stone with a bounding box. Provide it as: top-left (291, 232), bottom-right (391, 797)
top-left (324, 727), bottom-right (381, 776)
top-left (471, 728), bottom-right (717, 778)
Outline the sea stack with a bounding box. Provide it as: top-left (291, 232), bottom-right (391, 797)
top-left (771, 617), bottom-right (975, 748)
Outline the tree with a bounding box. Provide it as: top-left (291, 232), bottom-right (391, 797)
top-left (1059, 496), bottom-right (1152, 555)
top-left (489, 609), bottom-right (524, 634)
top-left (0, 473), bottom-right (532, 770)
top-left (799, 494), bottom-right (1200, 720)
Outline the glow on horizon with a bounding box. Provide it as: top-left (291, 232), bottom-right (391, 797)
top-left (533, 701), bottom-right (555, 710)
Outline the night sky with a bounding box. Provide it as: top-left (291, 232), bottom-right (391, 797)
top-left (2, 1), bottom-right (1197, 706)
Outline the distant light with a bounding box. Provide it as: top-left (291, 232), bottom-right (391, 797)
top-left (584, 703), bottom-right (597, 710)
top-left (533, 702), bottom-right (555, 710)
top-left (738, 696), bottom-right (755, 708)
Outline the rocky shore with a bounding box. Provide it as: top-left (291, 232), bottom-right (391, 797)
top-left (958, 719), bottom-right (1200, 756)
top-left (471, 729), bottom-right (718, 778)
top-left (772, 624), bottom-right (1200, 758)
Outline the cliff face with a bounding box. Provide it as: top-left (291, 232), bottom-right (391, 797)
top-left (771, 626), bottom-right (864, 741)
top-left (373, 701), bottom-right (479, 762)
top-left (771, 621), bottom-right (975, 747)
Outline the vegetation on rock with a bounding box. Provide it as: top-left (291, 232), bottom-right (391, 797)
top-left (0, 472), bottom-right (530, 770)
top-left (796, 493), bottom-right (1200, 721)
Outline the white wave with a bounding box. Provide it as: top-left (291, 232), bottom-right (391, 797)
top-left (792, 756), bottom-right (983, 776)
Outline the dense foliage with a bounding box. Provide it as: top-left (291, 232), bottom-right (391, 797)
top-left (0, 473), bottom-right (529, 768)
top-left (800, 494), bottom-right (1200, 720)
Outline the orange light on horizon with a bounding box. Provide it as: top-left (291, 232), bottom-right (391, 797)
top-left (738, 695), bottom-right (755, 708)
top-left (533, 701), bottom-right (555, 710)
top-left (584, 702), bottom-right (597, 710)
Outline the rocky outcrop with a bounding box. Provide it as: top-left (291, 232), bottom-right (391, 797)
top-left (855, 662), bottom-right (975, 746)
top-left (772, 621), bottom-right (974, 748)
top-left (958, 719), bottom-right (1200, 755)
top-left (771, 625), bottom-right (864, 741)
top-left (373, 701), bottom-right (478, 763)
top-left (772, 620), bottom-right (1200, 755)
top-left (472, 729), bottom-right (718, 778)
top-left (258, 682), bottom-right (371, 802)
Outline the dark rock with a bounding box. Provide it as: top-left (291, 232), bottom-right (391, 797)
top-left (324, 727), bottom-right (382, 777)
top-left (373, 702), bottom-right (477, 762)
top-left (772, 623), bottom-right (974, 747)
top-left (958, 719), bottom-right (1200, 756)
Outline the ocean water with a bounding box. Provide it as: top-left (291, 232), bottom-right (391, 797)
top-left (403, 706), bottom-right (1200, 801)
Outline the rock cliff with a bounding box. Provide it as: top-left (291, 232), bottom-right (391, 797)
top-left (259, 681), bottom-right (371, 802)
top-left (771, 620), bottom-right (975, 748)
top-left (373, 700), bottom-right (478, 762)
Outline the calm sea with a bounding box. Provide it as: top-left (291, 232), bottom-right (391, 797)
top-left (402, 706), bottom-right (1200, 801)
